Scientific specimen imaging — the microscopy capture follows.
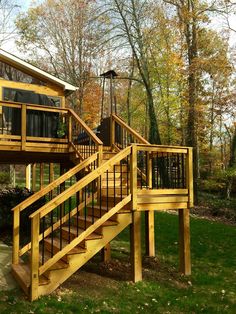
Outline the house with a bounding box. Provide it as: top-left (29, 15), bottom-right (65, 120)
top-left (0, 49), bottom-right (193, 301)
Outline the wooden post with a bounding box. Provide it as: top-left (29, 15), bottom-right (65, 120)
top-left (178, 208), bottom-right (191, 275)
top-left (102, 244), bottom-right (111, 262)
top-left (131, 145), bottom-right (137, 208)
top-left (32, 163), bottom-right (36, 192)
top-left (131, 211), bottom-right (142, 282)
top-left (21, 104), bottom-right (26, 151)
top-left (130, 145), bottom-right (142, 281)
top-left (98, 144), bottom-right (103, 167)
top-left (25, 164), bottom-right (31, 190)
top-left (145, 211), bottom-right (155, 257)
top-left (49, 163), bottom-right (54, 183)
top-left (12, 207), bottom-right (20, 265)
top-left (40, 163), bottom-right (44, 189)
top-left (110, 115), bottom-right (115, 148)
top-left (187, 148), bottom-right (194, 207)
top-left (145, 154), bottom-right (155, 257)
top-left (68, 114), bottom-right (72, 143)
top-left (30, 213), bottom-right (40, 301)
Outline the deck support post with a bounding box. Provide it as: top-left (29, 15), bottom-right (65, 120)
top-left (32, 163), bottom-right (36, 191)
top-left (25, 164), bottom-right (31, 190)
top-left (131, 211), bottom-right (142, 282)
top-left (178, 208), bottom-right (191, 275)
top-left (102, 243), bottom-right (111, 262)
top-left (145, 154), bottom-right (155, 257)
top-left (145, 211), bottom-right (155, 257)
top-left (130, 145), bottom-right (142, 282)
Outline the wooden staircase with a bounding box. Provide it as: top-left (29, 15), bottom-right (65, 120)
top-left (11, 146), bottom-right (133, 300)
top-left (11, 113), bottom-right (193, 301)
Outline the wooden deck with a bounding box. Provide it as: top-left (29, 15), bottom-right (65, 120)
top-left (0, 103), bottom-right (193, 300)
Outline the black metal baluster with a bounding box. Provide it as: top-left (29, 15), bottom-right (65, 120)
top-left (126, 156), bottom-right (129, 194)
top-left (50, 211), bottom-right (54, 257)
top-left (177, 154), bottom-right (180, 188)
top-left (181, 154), bottom-right (185, 188)
top-left (42, 216), bottom-right (45, 265)
top-left (68, 196), bottom-right (72, 243)
top-left (76, 191), bottom-right (79, 237)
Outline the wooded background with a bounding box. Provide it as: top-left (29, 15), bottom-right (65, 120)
top-left (1, 0), bottom-right (236, 204)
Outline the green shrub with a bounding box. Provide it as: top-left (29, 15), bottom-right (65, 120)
top-left (0, 187), bottom-right (46, 245)
top-left (0, 172), bottom-right (10, 184)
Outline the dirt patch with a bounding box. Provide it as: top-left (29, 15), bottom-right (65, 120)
top-left (57, 254), bottom-right (190, 297)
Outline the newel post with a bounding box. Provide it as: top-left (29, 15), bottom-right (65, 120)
top-left (30, 213), bottom-right (40, 301)
top-left (145, 152), bottom-right (155, 257)
top-left (130, 145), bottom-right (142, 282)
top-left (68, 113), bottom-right (72, 143)
top-left (178, 148), bottom-right (193, 276)
top-left (12, 208), bottom-right (20, 265)
top-left (110, 114), bottom-right (115, 147)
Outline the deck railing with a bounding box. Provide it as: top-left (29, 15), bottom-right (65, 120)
top-left (12, 153), bottom-right (100, 265)
top-left (111, 114), bottom-right (149, 149)
top-left (67, 109), bottom-right (103, 163)
top-left (0, 101), bottom-right (103, 162)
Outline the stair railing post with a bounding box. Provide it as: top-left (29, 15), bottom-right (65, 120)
top-left (110, 114), bottom-right (115, 148)
top-left (12, 207), bottom-right (20, 265)
top-left (30, 213), bottom-right (40, 301)
top-left (145, 151), bottom-right (155, 257)
top-left (130, 144), bottom-right (142, 282)
top-left (68, 112), bottom-right (72, 144)
top-left (186, 148), bottom-right (194, 208)
top-left (178, 148), bottom-right (193, 276)
top-left (21, 103), bottom-right (26, 151)
top-left (98, 144), bottom-right (103, 167)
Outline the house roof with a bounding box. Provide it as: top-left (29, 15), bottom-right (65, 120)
top-left (0, 49), bottom-right (77, 93)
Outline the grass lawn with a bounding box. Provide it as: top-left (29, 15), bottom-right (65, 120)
top-left (0, 212), bottom-right (235, 313)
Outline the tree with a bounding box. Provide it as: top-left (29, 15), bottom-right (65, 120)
top-left (15, 0), bottom-right (104, 118)
top-left (0, 0), bottom-right (20, 47)
top-left (106, 0), bottom-right (162, 144)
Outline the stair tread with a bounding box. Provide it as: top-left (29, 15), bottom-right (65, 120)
top-left (44, 237), bottom-right (86, 255)
top-left (12, 263), bottom-right (50, 288)
top-left (39, 251), bottom-right (69, 270)
top-left (76, 215), bottom-right (118, 226)
top-left (62, 226), bottom-right (102, 240)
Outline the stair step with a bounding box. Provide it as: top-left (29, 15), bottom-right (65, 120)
top-left (12, 263), bottom-right (50, 293)
top-left (39, 251), bottom-right (69, 271)
top-left (87, 205), bottom-right (118, 220)
top-left (101, 187), bottom-right (129, 196)
top-left (61, 226), bottom-right (103, 242)
top-left (44, 237), bottom-right (86, 262)
top-left (74, 215), bottom-right (118, 228)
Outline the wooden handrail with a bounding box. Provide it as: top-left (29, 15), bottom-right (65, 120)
top-left (69, 109), bottom-right (103, 146)
top-left (112, 114), bottom-right (150, 145)
top-left (0, 100), bottom-right (68, 113)
top-left (30, 146), bottom-right (131, 219)
top-left (12, 153), bottom-right (98, 213)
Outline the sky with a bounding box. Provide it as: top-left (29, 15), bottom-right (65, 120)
top-left (1, 0), bottom-right (236, 53)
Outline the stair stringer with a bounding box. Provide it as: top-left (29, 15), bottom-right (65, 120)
top-left (38, 212), bottom-right (132, 297)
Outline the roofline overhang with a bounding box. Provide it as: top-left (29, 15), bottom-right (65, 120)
top-left (0, 49), bottom-right (78, 93)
